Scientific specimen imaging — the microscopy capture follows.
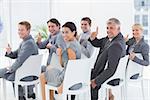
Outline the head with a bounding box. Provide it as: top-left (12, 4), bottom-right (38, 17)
top-left (132, 23), bottom-right (143, 39)
top-left (81, 17), bottom-right (91, 33)
top-left (62, 22), bottom-right (77, 42)
top-left (47, 18), bottom-right (60, 35)
top-left (106, 18), bottom-right (121, 39)
top-left (18, 21), bottom-right (31, 39)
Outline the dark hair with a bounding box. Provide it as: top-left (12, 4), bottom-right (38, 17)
top-left (18, 21), bottom-right (31, 30)
top-left (81, 17), bottom-right (92, 26)
top-left (47, 18), bottom-right (61, 27)
top-left (62, 22), bottom-right (77, 37)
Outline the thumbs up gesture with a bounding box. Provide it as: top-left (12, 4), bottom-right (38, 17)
top-left (6, 43), bottom-right (11, 54)
top-left (37, 33), bottom-right (42, 43)
top-left (124, 34), bottom-right (129, 42)
top-left (90, 27), bottom-right (99, 40)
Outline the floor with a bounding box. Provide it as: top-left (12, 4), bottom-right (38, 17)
top-left (0, 78), bottom-right (150, 100)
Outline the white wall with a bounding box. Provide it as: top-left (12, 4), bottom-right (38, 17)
top-left (3, 0), bottom-right (134, 48)
top-left (10, 0), bottom-right (51, 48)
top-left (51, 0), bottom-right (134, 38)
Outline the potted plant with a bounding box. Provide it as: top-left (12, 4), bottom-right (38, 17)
top-left (32, 25), bottom-right (48, 41)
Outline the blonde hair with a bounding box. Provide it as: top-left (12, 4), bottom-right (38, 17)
top-left (132, 23), bottom-right (143, 31)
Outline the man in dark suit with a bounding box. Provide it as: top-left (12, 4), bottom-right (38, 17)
top-left (0, 21), bottom-right (38, 100)
top-left (89, 18), bottom-right (126, 100)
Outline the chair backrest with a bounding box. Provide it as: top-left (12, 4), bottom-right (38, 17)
top-left (49, 53), bottom-right (62, 70)
top-left (91, 47), bottom-right (100, 59)
top-left (63, 58), bottom-right (92, 93)
top-left (126, 53), bottom-right (144, 80)
top-left (90, 47), bottom-right (100, 69)
top-left (104, 55), bottom-right (128, 84)
top-left (15, 54), bottom-right (43, 82)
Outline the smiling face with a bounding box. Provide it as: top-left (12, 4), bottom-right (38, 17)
top-left (81, 20), bottom-right (91, 33)
top-left (132, 25), bottom-right (143, 39)
top-left (62, 27), bottom-right (75, 42)
top-left (18, 24), bottom-right (30, 39)
top-left (106, 23), bottom-right (120, 39)
top-left (47, 22), bottom-right (60, 35)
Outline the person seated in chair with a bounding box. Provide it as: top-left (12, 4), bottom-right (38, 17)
top-left (0, 21), bottom-right (38, 100)
top-left (125, 23), bottom-right (149, 79)
top-left (40, 22), bottom-right (81, 100)
top-left (78, 17), bottom-right (94, 58)
top-left (89, 18), bottom-right (126, 100)
top-left (37, 18), bottom-right (61, 66)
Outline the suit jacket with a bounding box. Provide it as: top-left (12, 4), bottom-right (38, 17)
top-left (37, 32), bottom-right (61, 65)
top-left (90, 33), bottom-right (126, 87)
top-left (5, 35), bottom-right (38, 81)
top-left (126, 37), bottom-right (149, 66)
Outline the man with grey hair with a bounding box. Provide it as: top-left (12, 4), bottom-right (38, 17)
top-left (89, 18), bottom-right (126, 100)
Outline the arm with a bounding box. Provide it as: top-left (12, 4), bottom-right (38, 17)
top-left (95, 43), bottom-right (122, 87)
top-left (81, 41), bottom-right (93, 58)
top-left (5, 49), bottom-right (18, 59)
top-left (37, 38), bottom-right (49, 49)
top-left (133, 44), bottom-right (149, 66)
top-left (9, 41), bottom-right (37, 73)
top-left (88, 37), bottom-right (106, 48)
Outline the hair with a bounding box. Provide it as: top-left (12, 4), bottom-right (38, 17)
top-left (47, 18), bottom-right (61, 27)
top-left (107, 18), bottom-right (121, 26)
top-left (132, 23), bottom-right (143, 31)
top-left (18, 21), bottom-right (31, 30)
top-left (81, 17), bottom-right (92, 26)
top-left (62, 22), bottom-right (77, 37)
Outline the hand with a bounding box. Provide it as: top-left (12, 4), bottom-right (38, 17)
top-left (6, 44), bottom-right (11, 54)
top-left (37, 33), bottom-right (42, 43)
top-left (91, 79), bottom-right (97, 89)
top-left (129, 52), bottom-right (136, 60)
top-left (124, 34), bottom-right (129, 42)
top-left (56, 48), bottom-right (62, 56)
top-left (90, 26), bottom-right (98, 40)
top-left (46, 43), bottom-right (52, 49)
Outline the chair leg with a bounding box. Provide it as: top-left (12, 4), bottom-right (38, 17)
top-left (106, 88), bottom-right (109, 100)
top-left (68, 94), bottom-right (71, 100)
top-left (121, 86), bottom-right (123, 100)
top-left (45, 85), bottom-right (49, 100)
top-left (141, 80), bottom-right (145, 100)
top-left (25, 86), bottom-right (28, 99)
top-left (3, 79), bottom-right (6, 100)
top-left (35, 84), bottom-right (38, 100)
top-left (15, 84), bottom-right (19, 100)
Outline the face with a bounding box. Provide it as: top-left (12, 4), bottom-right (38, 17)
top-left (106, 23), bottom-right (120, 39)
top-left (62, 27), bottom-right (75, 42)
top-left (47, 22), bottom-right (60, 35)
top-left (132, 26), bottom-right (143, 39)
top-left (18, 24), bottom-right (29, 39)
top-left (81, 20), bottom-right (91, 33)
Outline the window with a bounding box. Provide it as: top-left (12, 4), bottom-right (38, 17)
top-left (142, 15), bottom-right (148, 26)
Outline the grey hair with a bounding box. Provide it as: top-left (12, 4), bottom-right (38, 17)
top-left (107, 18), bottom-right (121, 26)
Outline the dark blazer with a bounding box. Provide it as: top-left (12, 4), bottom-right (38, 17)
top-left (90, 33), bottom-right (126, 87)
top-left (126, 37), bottom-right (149, 66)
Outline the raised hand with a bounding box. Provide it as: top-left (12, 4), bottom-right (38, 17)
top-left (90, 26), bottom-right (99, 40)
top-left (37, 33), bottom-right (42, 43)
top-left (124, 34), bottom-right (129, 42)
top-left (6, 43), bottom-right (11, 54)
